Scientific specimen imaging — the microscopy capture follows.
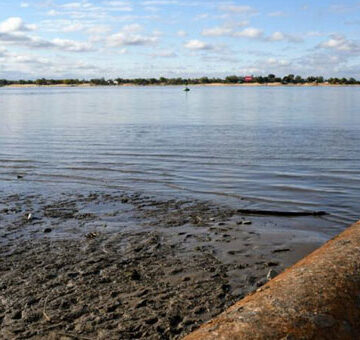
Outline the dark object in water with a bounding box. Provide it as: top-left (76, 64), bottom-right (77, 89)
top-left (236, 209), bottom-right (327, 217)
top-left (17, 175), bottom-right (23, 179)
top-left (184, 87), bottom-right (190, 92)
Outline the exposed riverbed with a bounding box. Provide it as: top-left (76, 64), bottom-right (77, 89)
top-left (0, 190), bottom-right (325, 339)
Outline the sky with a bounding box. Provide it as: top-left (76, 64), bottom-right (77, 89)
top-left (0, 0), bottom-right (359, 79)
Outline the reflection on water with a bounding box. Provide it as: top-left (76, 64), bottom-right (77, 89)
top-left (0, 86), bottom-right (359, 232)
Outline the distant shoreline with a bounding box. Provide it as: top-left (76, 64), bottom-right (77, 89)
top-left (3, 82), bottom-right (360, 88)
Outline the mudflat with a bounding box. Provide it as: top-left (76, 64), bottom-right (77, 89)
top-left (0, 191), bottom-right (322, 339)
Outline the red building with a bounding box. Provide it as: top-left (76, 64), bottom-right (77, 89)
top-left (244, 76), bottom-right (253, 82)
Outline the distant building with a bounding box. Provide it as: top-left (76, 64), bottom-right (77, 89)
top-left (244, 76), bottom-right (253, 82)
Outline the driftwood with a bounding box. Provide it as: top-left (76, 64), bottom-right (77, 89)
top-left (237, 209), bottom-right (327, 217)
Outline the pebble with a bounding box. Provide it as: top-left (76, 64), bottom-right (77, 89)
top-left (135, 299), bottom-right (147, 308)
top-left (11, 310), bottom-right (22, 320)
top-left (145, 317), bottom-right (158, 325)
top-left (267, 269), bottom-right (279, 280)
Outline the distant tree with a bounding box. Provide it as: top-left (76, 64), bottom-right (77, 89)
top-left (294, 75), bottom-right (304, 84)
top-left (200, 77), bottom-right (210, 84)
top-left (268, 74), bottom-right (276, 82)
top-left (225, 75), bottom-right (240, 83)
top-left (35, 78), bottom-right (48, 85)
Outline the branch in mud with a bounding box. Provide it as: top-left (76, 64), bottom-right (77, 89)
top-left (236, 209), bottom-right (327, 217)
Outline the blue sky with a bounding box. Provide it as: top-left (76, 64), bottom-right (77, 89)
top-left (0, 0), bottom-right (359, 79)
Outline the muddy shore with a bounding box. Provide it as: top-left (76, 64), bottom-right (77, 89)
top-left (0, 191), bottom-right (324, 339)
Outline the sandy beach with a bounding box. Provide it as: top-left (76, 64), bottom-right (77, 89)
top-left (0, 191), bottom-right (323, 339)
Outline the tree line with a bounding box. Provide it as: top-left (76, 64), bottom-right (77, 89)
top-left (0, 74), bottom-right (359, 86)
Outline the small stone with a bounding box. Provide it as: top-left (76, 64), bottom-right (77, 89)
top-left (194, 306), bottom-right (206, 315)
top-left (267, 269), bottom-right (278, 280)
top-left (135, 299), bottom-right (147, 308)
top-left (11, 310), bottom-right (22, 320)
top-left (43, 228), bottom-right (52, 233)
top-left (145, 317), bottom-right (158, 325)
top-left (130, 270), bottom-right (141, 281)
top-left (313, 314), bottom-right (335, 328)
top-left (243, 221), bottom-right (252, 225)
top-left (85, 232), bottom-right (98, 239)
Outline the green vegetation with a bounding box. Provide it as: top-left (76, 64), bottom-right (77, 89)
top-left (0, 74), bottom-right (359, 87)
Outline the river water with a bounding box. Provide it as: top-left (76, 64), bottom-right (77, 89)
top-left (0, 86), bottom-right (359, 234)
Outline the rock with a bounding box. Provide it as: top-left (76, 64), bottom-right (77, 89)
top-left (256, 278), bottom-right (267, 287)
top-left (135, 299), bottom-right (147, 308)
top-left (194, 306), bottom-right (206, 315)
top-left (11, 310), bottom-right (22, 320)
top-left (43, 228), bottom-right (52, 233)
top-left (267, 269), bottom-right (279, 280)
top-left (313, 314), bottom-right (335, 328)
top-left (130, 270), bottom-right (141, 281)
top-left (17, 175), bottom-right (23, 179)
top-left (168, 314), bottom-right (182, 328)
top-left (243, 221), bottom-right (252, 225)
top-left (145, 317), bottom-right (158, 325)
top-left (85, 232), bottom-right (98, 239)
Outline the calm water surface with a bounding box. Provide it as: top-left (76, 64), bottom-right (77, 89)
top-left (0, 86), bottom-right (359, 233)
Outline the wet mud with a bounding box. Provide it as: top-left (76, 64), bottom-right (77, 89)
top-left (0, 191), bottom-right (322, 339)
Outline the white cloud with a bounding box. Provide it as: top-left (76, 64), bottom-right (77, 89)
top-left (184, 39), bottom-right (214, 50)
top-left (268, 31), bottom-right (303, 43)
top-left (106, 23), bottom-right (159, 47)
top-left (0, 17), bottom-right (36, 33)
top-left (318, 35), bottom-right (360, 54)
top-left (150, 49), bottom-right (177, 57)
top-left (20, 2), bottom-right (30, 8)
top-left (268, 11), bottom-right (285, 17)
top-left (122, 23), bottom-right (143, 33)
top-left (177, 30), bottom-right (187, 37)
top-left (101, 1), bottom-right (133, 11)
top-left (202, 26), bottom-right (233, 37)
top-left (201, 21), bottom-right (249, 37)
top-left (47, 10), bottom-right (58, 16)
top-left (62, 23), bottom-right (85, 32)
top-left (219, 5), bottom-right (257, 15)
top-left (107, 33), bottom-right (157, 46)
top-left (194, 13), bottom-right (209, 21)
top-left (266, 58), bottom-right (291, 67)
top-left (87, 25), bottom-right (111, 35)
top-left (233, 27), bottom-right (263, 39)
top-left (103, 1), bottom-right (131, 5)
top-left (52, 38), bottom-right (93, 52)
top-left (142, 0), bottom-right (178, 5)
